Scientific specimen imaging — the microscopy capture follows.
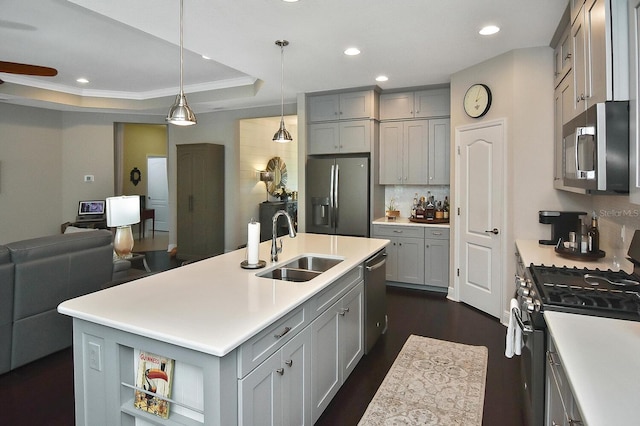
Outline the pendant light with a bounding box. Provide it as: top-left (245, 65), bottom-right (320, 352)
top-left (167, 0), bottom-right (197, 126)
top-left (273, 40), bottom-right (292, 143)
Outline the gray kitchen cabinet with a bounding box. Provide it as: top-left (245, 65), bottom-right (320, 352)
top-left (311, 282), bottom-right (364, 423)
top-left (571, 0), bottom-right (628, 115)
top-left (379, 119), bottom-right (450, 185)
top-left (424, 228), bottom-right (450, 288)
top-left (428, 119), bottom-right (450, 185)
top-left (553, 25), bottom-right (572, 89)
top-left (308, 90), bottom-right (376, 122)
top-left (177, 143), bottom-right (225, 260)
top-left (308, 119), bottom-right (372, 155)
top-left (238, 326), bottom-right (312, 426)
top-left (380, 88), bottom-right (450, 120)
top-left (380, 121), bottom-right (427, 184)
top-left (545, 334), bottom-right (583, 426)
top-left (374, 224), bottom-right (450, 289)
top-left (373, 225), bottom-right (424, 284)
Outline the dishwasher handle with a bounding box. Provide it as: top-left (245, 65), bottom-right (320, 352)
top-left (366, 257), bottom-right (387, 272)
top-left (366, 251), bottom-right (387, 271)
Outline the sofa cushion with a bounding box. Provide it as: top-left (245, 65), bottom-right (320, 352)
top-left (7, 231), bottom-right (113, 321)
top-left (7, 230), bottom-right (112, 263)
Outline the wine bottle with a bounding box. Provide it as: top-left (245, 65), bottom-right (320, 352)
top-left (588, 212), bottom-right (599, 253)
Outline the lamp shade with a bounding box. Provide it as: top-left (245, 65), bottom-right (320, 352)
top-left (259, 170), bottom-right (274, 182)
top-left (106, 196), bottom-right (141, 227)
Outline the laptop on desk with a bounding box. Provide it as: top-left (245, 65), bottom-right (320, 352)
top-left (75, 200), bottom-right (106, 222)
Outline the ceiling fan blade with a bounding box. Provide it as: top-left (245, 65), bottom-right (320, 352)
top-left (0, 61), bottom-right (57, 77)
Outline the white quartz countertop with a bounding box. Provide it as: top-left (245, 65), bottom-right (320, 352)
top-left (372, 217), bottom-right (450, 228)
top-left (515, 239), bottom-right (633, 273)
top-left (545, 311), bottom-right (640, 425)
top-left (58, 233), bottom-right (389, 357)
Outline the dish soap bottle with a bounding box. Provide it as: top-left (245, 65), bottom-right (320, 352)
top-left (588, 211), bottom-right (599, 253)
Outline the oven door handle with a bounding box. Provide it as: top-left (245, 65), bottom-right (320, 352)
top-left (512, 307), bottom-right (534, 334)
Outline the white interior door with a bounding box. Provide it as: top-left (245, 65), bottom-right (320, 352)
top-left (456, 120), bottom-right (504, 319)
top-left (147, 156), bottom-right (169, 232)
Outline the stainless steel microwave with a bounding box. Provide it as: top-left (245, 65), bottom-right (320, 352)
top-left (562, 101), bottom-right (629, 193)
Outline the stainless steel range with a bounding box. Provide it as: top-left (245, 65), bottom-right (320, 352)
top-left (514, 231), bottom-right (640, 426)
top-left (529, 265), bottom-right (640, 320)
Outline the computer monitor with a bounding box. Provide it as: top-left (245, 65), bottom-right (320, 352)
top-left (77, 200), bottom-right (105, 216)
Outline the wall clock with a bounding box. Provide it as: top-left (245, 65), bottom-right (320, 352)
top-left (463, 83), bottom-right (492, 118)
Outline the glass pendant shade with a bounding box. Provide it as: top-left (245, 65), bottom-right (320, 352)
top-left (167, 91), bottom-right (197, 126)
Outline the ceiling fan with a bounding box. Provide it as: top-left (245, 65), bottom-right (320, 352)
top-left (0, 61), bottom-right (58, 84)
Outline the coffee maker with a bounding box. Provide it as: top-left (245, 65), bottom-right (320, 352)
top-left (539, 211), bottom-right (587, 245)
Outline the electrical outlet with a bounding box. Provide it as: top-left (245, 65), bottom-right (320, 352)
top-left (84, 175), bottom-right (94, 182)
top-left (88, 342), bottom-right (102, 371)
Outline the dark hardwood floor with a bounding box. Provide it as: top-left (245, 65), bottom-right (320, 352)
top-left (0, 277), bottom-right (523, 425)
top-left (315, 287), bottom-right (524, 426)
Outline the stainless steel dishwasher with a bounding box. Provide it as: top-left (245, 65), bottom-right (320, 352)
top-left (364, 249), bottom-right (387, 354)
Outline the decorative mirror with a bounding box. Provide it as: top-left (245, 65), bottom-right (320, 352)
top-left (265, 156), bottom-right (287, 195)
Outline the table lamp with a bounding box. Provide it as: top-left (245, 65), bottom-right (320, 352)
top-left (106, 195), bottom-right (141, 259)
top-left (259, 170), bottom-right (273, 202)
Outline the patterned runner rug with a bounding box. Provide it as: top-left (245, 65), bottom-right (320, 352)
top-left (358, 335), bottom-right (488, 425)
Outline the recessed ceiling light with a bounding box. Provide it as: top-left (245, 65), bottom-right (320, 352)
top-left (344, 47), bottom-right (361, 56)
top-left (479, 25), bottom-right (500, 35)
top-left (76, 78), bottom-right (89, 84)
top-left (376, 75), bottom-right (388, 82)
top-left (282, 0), bottom-right (299, 2)
top-left (202, 54), bottom-right (211, 60)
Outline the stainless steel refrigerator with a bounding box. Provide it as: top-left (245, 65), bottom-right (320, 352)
top-left (306, 156), bottom-right (370, 237)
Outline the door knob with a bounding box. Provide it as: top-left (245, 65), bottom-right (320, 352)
top-left (485, 228), bottom-right (499, 235)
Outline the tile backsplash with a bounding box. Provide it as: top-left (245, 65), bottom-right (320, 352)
top-left (384, 185), bottom-right (450, 217)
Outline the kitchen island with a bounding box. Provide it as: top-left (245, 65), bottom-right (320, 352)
top-left (58, 233), bottom-right (389, 426)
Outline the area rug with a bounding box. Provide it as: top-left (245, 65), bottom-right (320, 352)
top-left (358, 335), bottom-right (488, 426)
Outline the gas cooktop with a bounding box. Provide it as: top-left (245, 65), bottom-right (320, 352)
top-left (529, 264), bottom-right (640, 321)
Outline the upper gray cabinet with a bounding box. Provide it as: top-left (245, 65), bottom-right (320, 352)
top-left (308, 90), bottom-right (377, 122)
top-left (380, 88), bottom-right (450, 120)
top-left (571, 0), bottom-right (628, 116)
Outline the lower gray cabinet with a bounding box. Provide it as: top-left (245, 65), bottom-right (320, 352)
top-left (424, 228), bottom-right (449, 288)
top-left (373, 224), bottom-right (449, 289)
top-left (311, 282), bottom-right (364, 423)
top-left (239, 326), bottom-right (312, 426)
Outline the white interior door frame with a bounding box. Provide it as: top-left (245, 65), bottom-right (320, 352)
top-left (451, 118), bottom-right (507, 320)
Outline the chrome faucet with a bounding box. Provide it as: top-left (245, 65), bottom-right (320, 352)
top-left (271, 210), bottom-right (296, 262)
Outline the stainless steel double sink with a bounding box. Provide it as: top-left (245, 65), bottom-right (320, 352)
top-left (257, 255), bottom-right (343, 282)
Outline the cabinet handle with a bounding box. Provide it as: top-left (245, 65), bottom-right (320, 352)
top-left (285, 359), bottom-right (293, 367)
top-left (274, 326), bottom-right (291, 339)
top-left (426, 244), bottom-right (430, 248)
top-left (393, 230), bottom-right (404, 233)
top-left (276, 368), bottom-right (284, 375)
top-left (564, 53), bottom-right (572, 60)
top-left (432, 232), bottom-right (442, 235)
top-left (547, 350), bottom-right (560, 366)
top-left (339, 307), bottom-right (350, 316)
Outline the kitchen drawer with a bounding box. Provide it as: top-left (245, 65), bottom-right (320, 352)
top-left (373, 224), bottom-right (424, 239)
top-left (310, 266), bottom-right (363, 320)
top-left (424, 227), bottom-right (449, 240)
top-left (237, 304), bottom-right (308, 378)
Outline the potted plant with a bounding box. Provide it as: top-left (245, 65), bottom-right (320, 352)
top-left (386, 198), bottom-right (400, 219)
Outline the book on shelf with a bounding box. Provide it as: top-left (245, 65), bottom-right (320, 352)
top-left (134, 351), bottom-right (175, 419)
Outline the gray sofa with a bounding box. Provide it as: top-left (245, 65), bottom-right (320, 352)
top-left (0, 230), bottom-right (123, 374)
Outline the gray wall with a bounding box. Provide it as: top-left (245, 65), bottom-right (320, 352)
top-left (0, 101), bottom-right (294, 251)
